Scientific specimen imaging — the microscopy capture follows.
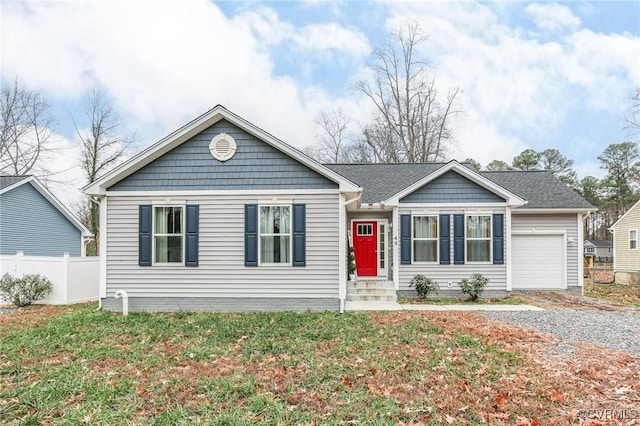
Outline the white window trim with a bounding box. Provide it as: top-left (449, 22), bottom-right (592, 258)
top-left (152, 204), bottom-right (185, 266)
top-left (258, 204), bottom-right (292, 266)
top-left (412, 215), bottom-right (439, 263)
top-left (630, 229), bottom-right (638, 251)
top-left (466, 214), bottom-right (492, 264)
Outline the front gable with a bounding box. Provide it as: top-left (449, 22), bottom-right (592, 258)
top-left (109, 119), bottom-right (337, 191)
top-left (400, 171), bottom-right (506, 203)
top-left (85, 106), bottom-right (359, 195)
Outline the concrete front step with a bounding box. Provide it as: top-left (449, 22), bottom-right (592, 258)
top-left (347, 294), bottom-right (397, 302)
top-left (347, 280), bottom-right (397, 302)
top-left (347, 280), bottom-right (394, 289)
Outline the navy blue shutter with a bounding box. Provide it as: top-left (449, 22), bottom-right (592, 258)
top-left (185, 205), bottom-right (199, 267)
top-left (139, 205), bottom-right (152, 266)
top-left (493, 213), bottom-right (504, 265)
top-left (292, 204), bottom-right (306, 266)
top-left (439, 214), bottom-right (451, 265)
top-left (453, 214), bottom-right (465, 264)
top-left (245, 204), bottom-right (258, 266)
top-left (400, 214), bottom-right (411, 265)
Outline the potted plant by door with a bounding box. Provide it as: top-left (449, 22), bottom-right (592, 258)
top-left (348, 246), bottom-right (356, 281)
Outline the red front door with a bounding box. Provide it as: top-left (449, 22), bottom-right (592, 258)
top-left (353, 222), bottom-right (377, 277)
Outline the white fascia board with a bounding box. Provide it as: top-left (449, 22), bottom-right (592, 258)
top-left (11, 176), bottom-right (93, 237)
top-left (609, 199), bottom-right (640, 230)
top-left (83, 105), bottom-right (360, 195)
top-left (104, 188), bottom-right (342, 197)
top-left (384, 160), bottom-right (526, 207)
top-left (513, 208), bottom-right (595, 214)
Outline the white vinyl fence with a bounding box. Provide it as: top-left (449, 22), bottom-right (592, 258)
top-left (0, 252), bottom-right (99, 305)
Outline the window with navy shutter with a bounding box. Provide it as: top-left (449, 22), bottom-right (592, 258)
top-left (245, 204), bottom-right (258, 266)
top-left (139, 205), bottom-right (152, 266)
top-left (292, 204), bottom-right (306, 267)
top-left (400, 214), bottom-right (411, 264)
top-left (185, 205), bottom-right (199, 267)
top-left (453, 214), bottom-right (465, 264)
top-left (439, 214), bottom-right (451, 264)
top-left (493, 213), bottom-right (504, 265)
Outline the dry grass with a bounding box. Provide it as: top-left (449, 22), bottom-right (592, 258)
top-left (1, 304), bottom-right (638, 425)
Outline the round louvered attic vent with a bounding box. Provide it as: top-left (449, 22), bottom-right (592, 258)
top-left (209, 133), bottom-right (237, 161)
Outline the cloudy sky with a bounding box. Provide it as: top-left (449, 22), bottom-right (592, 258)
top-left (2, 0), bottom-right (639, 205)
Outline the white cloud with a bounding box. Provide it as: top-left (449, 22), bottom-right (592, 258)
top-left (293, 23), bottom-right (370, 56)
top-left (524, 3), bottom-right (581, 31)
top-left (384, 1), bottom-right (639, 171)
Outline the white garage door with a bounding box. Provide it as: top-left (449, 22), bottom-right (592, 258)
top-left (512, 234), bottom-right (565, 290)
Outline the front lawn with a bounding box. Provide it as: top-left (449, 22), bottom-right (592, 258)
top-left (0, 304), bottom-right (636, 424)
top-left (584, 281), bottom-right (640, 307)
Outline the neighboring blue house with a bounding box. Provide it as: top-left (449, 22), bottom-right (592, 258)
top-left (0, 175), bottom-right (92, 257)
top-left (84, 105), bottom-right (594, 312)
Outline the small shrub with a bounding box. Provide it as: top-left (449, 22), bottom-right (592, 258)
top-left (0, 273), bottom-right (53, 307)
top-left (458, 273), bottom-right (489, 301)
top-left (409, 274), bottom-right (439, 299)
top-left (348, 246), bottom-right (356, 277)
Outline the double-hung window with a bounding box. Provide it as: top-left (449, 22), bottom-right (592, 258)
top-left (466, 215), bottom-right (491, 262)
top-left (413, 216), bottom-right (438, 262)
top-left (630, 229), bottom-right (638, 250)
top-left (154, 206), bottom-right (183, 264)
top-left (260, 205), bottom-right (291, 264)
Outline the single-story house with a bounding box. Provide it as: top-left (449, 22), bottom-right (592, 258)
top-left (583, 240), bottom-right (613, 260)
top-left (83, 105), bottom-right (594, 312)
top-left (1, 175), bottom-right (92, 257)
top-left (609, 200), bottom-right (640, 282)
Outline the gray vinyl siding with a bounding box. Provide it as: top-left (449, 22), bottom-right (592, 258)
top-left (398, 207), bottom-right (507, 292)
top-left (401, 171), bottom-right (505, 203)
top-left (511, 213), bottom-right (579, 287)
top-left (109, 119), bottom-right (337, 191)
top-left (106, 193), bottom-right (339, 301)
top-left (0, 183), bottom-right (81, 256)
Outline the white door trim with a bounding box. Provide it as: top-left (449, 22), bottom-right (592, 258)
top-left (350, 218), bottom-right (388, 280)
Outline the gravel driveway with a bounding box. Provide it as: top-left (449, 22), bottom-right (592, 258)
top-left (484, 293), bottom-right (640, 356)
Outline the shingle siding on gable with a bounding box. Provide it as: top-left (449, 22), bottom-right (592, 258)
top-left (0, 183), bottom-right (81, 256)
top-left (400, 171), bottom-right (505, 203)
top-left (109, 119), bottom-right (337, 191)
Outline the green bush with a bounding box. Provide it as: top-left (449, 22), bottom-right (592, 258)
top-left (0, 273), bottom-right (53, 307)
top-left (458, 273), bottom-right (489, 301)
top-left (409, 274), bottom-right (439, 299)
top-left (348, 246), bottom-right (356, 277)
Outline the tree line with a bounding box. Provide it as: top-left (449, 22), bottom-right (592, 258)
top-left (2, 22), bottom-right (638, 253)
top-left (1, 79), bottom-right (132, 255)
top-left (302, 22), bottom-right (640, 242)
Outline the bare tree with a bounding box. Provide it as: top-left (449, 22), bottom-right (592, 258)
top-left (314, 109), bottom-right (351, 163)
top-left (355, 21), bottom-right (460, 163)
top-left (76, 89), bottom-right (132, 255)
top-left (624, 87), bottom-right (640, 138)
top-left (0, 78), bottom-right (55, 175)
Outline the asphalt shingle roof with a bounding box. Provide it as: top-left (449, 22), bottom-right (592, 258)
top-left (481, 171), bottom-right (594, 209)
top-left (0, 175), bottom-right (29, 190)
top-left (326, 163), bottom-right (445, 204)
top-left (324, 164), bottom-right (594, 209)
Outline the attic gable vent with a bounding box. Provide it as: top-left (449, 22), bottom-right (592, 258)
top-left (209, 133), bottom-right (237, 162)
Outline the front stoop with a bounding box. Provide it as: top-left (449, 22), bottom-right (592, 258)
top-left (347, 280), bottom-right (397, 302)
